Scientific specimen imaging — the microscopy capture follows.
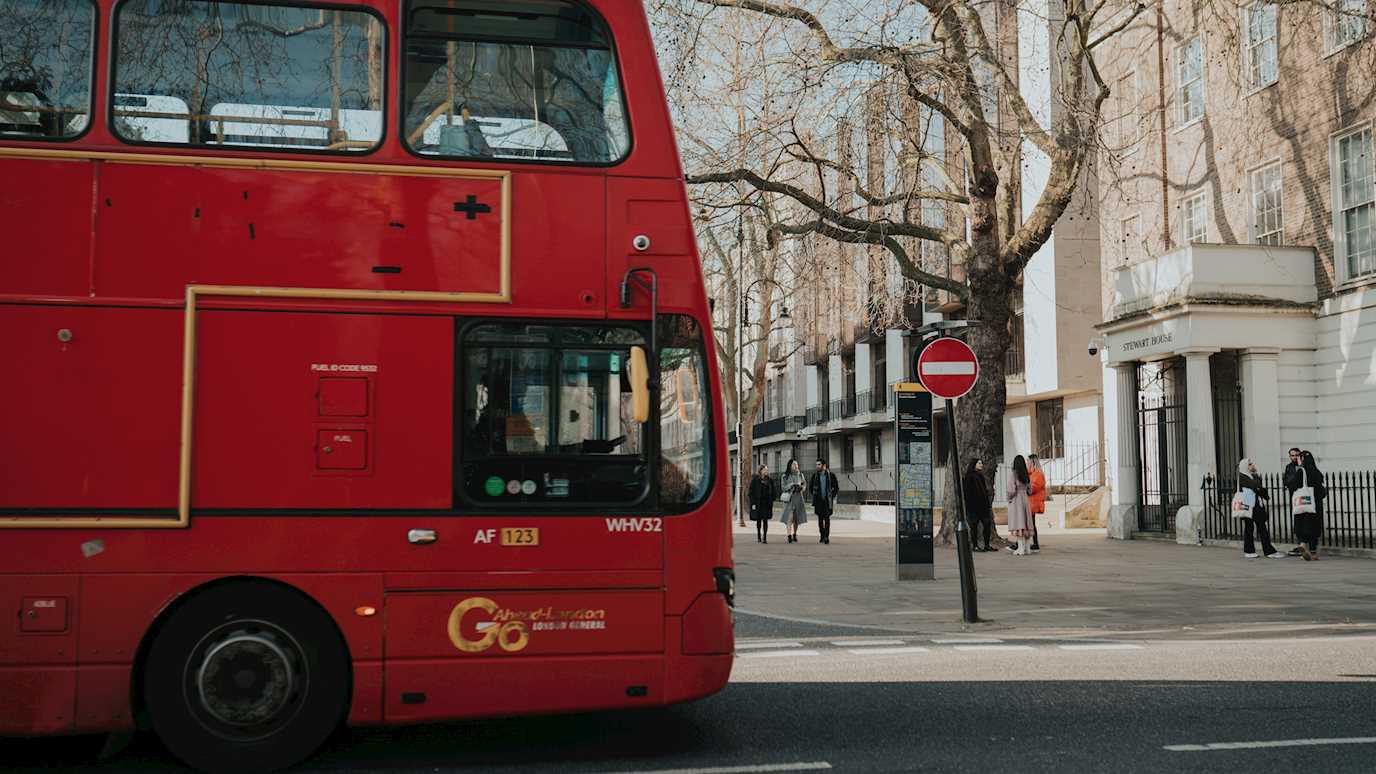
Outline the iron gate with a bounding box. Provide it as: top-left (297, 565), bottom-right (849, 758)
top-left (1137, 362), bottom-right (1188, 533)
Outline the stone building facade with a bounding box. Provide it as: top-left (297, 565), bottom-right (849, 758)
top-left (1093, 0), bottom-right (1376, 540)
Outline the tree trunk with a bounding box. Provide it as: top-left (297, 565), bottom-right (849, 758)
top-left (937, 200), bottom-right (1011, 544)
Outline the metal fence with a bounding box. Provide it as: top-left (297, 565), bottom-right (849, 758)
top-left (1201, 470), bottom-right (1376, 550)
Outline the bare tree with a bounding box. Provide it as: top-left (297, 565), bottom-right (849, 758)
top-left (661, 0), bottom-right (1142, 541)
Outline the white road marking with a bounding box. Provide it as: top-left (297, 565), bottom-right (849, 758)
top-left (932, 637), bottom-right (1003, 644)
top-left (736, 641), bottom-right (803, 650)
top-left (734, 607), bottom-right (907, 631)
top-left (1058, 643), bottom-right (1144, 651)
top-left (589, 761), bottom-right (834, 774)
top-left (737, 649), bottom-right (821, 659)
top-left (1164, 737), bottom-right (1376, 752)
top-left (848, 646), bottom-right (931, 656)
top-left (830, 639), bottom-right (908, 647)
top-left (952, 645), bottom-right (1035, 652)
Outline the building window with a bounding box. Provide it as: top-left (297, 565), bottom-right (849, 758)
top-left (1182, 192), bottom-right (1208, 244)
top-left (1175, 37), bottom-right (1204, 126)
top-left (1326, 0), bottom-right (1368, 52)
top-left (1120, 214), bottom-right (1141, 264)
top-left (842, 435), bottom-right (855, 472)
top-left (1335, 127), bottom-right (1376, 281)
top-left (1111, 71), bottom-right (1139, 155)
top-left (868, 431), bottom-right (883, 468)
top-left (870, 342), bottom-right (889, 412)
top-left (1005, 300), bottom-right (1025, 381)
top-left (1035, 398), bottom-right (1065, 459)
top-left (1250, 163), bottom-right (1284, 245)
top-left (1243, 4), bottom-right (1278, 90)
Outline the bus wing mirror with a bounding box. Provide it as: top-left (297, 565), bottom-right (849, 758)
top-left (629, 346), bottom-right (651, 423)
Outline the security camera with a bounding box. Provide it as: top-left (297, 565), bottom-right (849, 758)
top-left (1087, 337), bottom-right (1105, 357)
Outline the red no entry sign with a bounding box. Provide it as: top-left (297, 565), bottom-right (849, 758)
top-left (916, 338), bottom-right (979, 399)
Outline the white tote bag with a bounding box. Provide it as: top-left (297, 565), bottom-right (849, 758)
top-left (1292, 467), bottom-right (1317, 515)
top-left (1230, 486), bottom-right (1256, 519)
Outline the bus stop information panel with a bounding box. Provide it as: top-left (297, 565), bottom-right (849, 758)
top-left (894, 382), bottom-right (934, 580)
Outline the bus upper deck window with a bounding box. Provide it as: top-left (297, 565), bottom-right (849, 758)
top-left (0, 0), bottom-right (95, 141)
top-left (111, 2), bottom-right (385, 152)
top-left (403, 0), bottom-right (630, 164)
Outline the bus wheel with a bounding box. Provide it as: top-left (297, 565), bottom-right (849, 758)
top-left (142, 581), bottom-right (350, 773)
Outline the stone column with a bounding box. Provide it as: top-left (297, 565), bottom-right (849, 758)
top-left (1107, 362), bottom-right (1139, 540)
top-left (1239, 349), bottom-right (1282, 471)
top-left (1183, 349), bottom-right (1219, 508)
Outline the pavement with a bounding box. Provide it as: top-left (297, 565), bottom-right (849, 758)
top-left (731, 517), bottom-right (1376, 641)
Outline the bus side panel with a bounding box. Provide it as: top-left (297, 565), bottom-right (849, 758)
top-left (0, 157), bottom-right (93, 297)
top-left (0, 575), bottom-right (80, 735)
top-left (0, 667), bottom-right (76, 735)
top-left (384, 656), bottom-right (663, 724)
top-left (92, 164), bottom-right (505, 299)
top-left (0, 306), bottom-right (181, 509)
top-left (193, 311), bottom-right (453, 510)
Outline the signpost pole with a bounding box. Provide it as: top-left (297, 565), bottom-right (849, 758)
top-left (946, 395), bottom-right (979, 623)
top-left (914, 330), bottom-right (981, 623)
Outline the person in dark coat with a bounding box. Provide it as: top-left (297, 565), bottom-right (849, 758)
top-left (748, 463), bottom-right (778, 544)
top-left (962, 458), bottom-right (995, 552)
top-left (1238, 458), bottom-right (1283, 559)
top-left (1285, 450), bottom-right (1326, 560)
top-left (808, 460), bottom-right (840, 544)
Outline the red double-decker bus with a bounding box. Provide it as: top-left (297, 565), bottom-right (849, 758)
top-left (0, 0), bottom-right (733, 769)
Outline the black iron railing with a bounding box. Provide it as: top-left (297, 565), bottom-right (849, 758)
top-left (806, 404), bottom-right (830, 426)
top-left (1201, 470), bottom-right (1376, 550)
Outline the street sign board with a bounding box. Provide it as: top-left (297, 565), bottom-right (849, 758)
top-left (894, 382), bottom-right (934, 580)
top-left (916, 338), bottom-right (979, 399)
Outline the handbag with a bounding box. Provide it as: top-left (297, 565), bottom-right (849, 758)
top-left (1230, 486), bottom-right (1256, 519)
top-left (1292, 467), bottom-right (1317, 515)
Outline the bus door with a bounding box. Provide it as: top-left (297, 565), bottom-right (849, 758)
top-left (381, 321), bottom-right (666, 722)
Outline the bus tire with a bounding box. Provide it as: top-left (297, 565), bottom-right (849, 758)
top-left (142, 580), bottom-right (350, 773)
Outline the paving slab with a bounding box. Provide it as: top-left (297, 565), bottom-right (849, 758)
top-left (731, 519), bottom-right (1376, 641)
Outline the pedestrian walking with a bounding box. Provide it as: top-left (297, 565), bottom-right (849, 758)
top-left (1027, 454), bottom-right (1047, 552)
top-left (779, 458), bottom-right (808, 543)
top-left (808, 460), bottom-right (840, 544)
top-left (962, 458), bottom-right (994, 551)
top-left (1235, 457), bottom-right (1284, 559)
top-left (1006, 455), bottom-right (1034, 555)
top-left (748, 463), bottom-right (778, 544)
top-left (1285, 450), bottom-right (1326, 561)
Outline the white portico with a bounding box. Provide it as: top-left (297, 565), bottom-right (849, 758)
top-left (1098, 244), bottom-right (1318, 542)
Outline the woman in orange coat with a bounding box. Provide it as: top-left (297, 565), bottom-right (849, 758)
top-left (1027, 454), bottom-right (1047, 552)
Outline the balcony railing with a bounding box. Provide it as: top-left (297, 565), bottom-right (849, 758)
top-left (841, 393), bottom-right (857, 418)
top-left (806, 404), bottom-right (830, 426)
top-left (870, 385), bottom-right (889, 412)
top-left (829, 399), bottom-right (843, 422)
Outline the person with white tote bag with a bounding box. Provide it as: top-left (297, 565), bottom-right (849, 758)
top-left (1233, 458), bottom-right (1283, 559)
